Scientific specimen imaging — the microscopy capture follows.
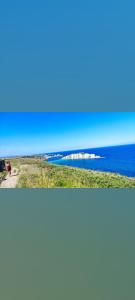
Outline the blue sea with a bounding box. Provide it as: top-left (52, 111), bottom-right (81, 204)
top-left (48, 144), bottom-right (135, 177)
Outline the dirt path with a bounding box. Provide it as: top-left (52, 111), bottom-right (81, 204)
top-left (0, 169), bottom-right (19, 188)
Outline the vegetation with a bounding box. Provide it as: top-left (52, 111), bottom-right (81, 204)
top-left (7, 157), bottom-right (135, 188)
top-left (0, 171), bottom-right (7, 184)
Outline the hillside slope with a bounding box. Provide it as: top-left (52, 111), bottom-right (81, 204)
top-left (8, 158), bottom-right (135, 188)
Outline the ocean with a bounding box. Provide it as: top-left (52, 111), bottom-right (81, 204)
top-left (48, 144), bottom-right (135, 177)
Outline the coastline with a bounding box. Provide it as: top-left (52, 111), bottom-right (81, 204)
top-left (0, 157), bottom-right (135, 188)
top-left (48, 160), bottom-right (135, 179)
top-left (47, 144), bottom-right (135, 178)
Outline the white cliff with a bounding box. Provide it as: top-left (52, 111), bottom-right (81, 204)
top-left (62, 152), bottom-right (102, 160)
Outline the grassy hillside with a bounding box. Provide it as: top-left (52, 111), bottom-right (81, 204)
top-left (8, 157), bottom-right (135, 188)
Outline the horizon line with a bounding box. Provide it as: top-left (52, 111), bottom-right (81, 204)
top-left (1, 142), bottom-right (135, 158)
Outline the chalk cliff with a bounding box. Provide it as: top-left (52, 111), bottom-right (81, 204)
top-left (62, 152), bottom-right (102, 160)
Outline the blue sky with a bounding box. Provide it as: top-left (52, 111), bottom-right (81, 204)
top-left (0, 113), bottom-right (135, 156)
top-left (0, 1), bottom-right (135, 105)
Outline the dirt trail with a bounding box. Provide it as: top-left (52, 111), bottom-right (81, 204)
top-left (0, 169), bottom-right (19, 188)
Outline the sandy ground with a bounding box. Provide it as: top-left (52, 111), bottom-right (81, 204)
top-left (0, 169), bottom-right (19, 188)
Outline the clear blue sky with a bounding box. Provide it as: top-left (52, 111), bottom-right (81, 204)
top-left (0, 113), bottom-right (135, 156)
top-left (0, 1), bottom-right (135, 104)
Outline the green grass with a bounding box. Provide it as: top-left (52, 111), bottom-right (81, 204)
top-left (11, 157), bottom-right (135, 188)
